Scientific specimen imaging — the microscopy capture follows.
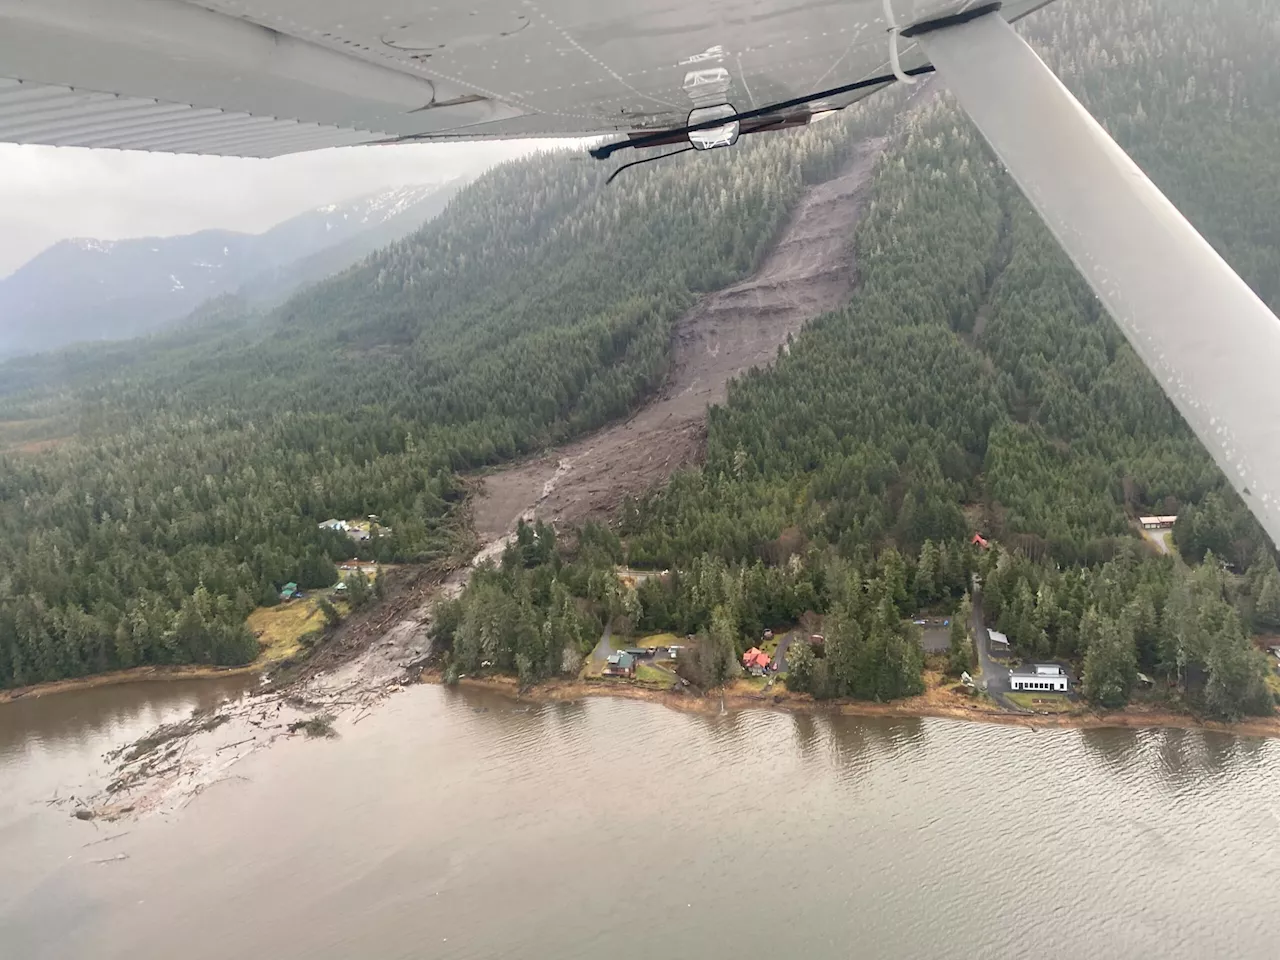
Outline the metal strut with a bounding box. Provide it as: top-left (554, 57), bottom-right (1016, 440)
top-left (922, 10), bottom-right (1280, 550)
top-left (881, 0), bottom-right (916, 84)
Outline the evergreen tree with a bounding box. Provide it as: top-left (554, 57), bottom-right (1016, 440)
top-left (948, 594), bottom-right (975, 676)
top-left (1253, 565), bottom-right (1280, 631)
top-left (1081, 609), bottom-right (1138, 709)
top-left (915, 539), bottom-right (940, 609)
top-left (786, 637), bottom-right (818, 695)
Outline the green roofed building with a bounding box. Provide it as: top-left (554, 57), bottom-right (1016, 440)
top-left (603, 651), bottom-right (635, 678)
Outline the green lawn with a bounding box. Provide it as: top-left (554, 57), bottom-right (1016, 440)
top-left (636, 633), bottom-right (680, 648)
top-left (1007, 692), bottom-right (1075, 713)
top-left (635, 663), bottom-right (674, 687)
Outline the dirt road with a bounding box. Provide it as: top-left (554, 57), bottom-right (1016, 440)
top-left (474, 138), bottom-right (887, 538)
top-left (972, 585), bottom-right (1018, 711)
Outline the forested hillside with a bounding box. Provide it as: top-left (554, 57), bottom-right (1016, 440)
top-left (442, 0), bottom-right (1280, 717)
top-left (630, 0), bottom-right (1280, 571)
top-left (0, 105), bottom-right (874, 687)
top-left (3, 0), bottom-right (1280, 719)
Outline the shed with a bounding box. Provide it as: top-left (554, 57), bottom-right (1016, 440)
top-left (279, 582), bottom-right (298, 600)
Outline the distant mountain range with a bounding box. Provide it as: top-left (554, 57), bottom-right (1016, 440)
top-left (0, 182), bottom-right (460, 357)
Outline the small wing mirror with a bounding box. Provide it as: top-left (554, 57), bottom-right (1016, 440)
top-left (687, 103), bottom-right (739, 151)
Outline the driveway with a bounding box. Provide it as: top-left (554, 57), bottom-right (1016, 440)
top-left (1142, 529), bottom-right (1173, 556)
top-left (771, 630), bottom-right (797, 672)
top-left (971, 583), bottom-right (1018, 711)
top-left (591, 623), bottom-right (618, 662)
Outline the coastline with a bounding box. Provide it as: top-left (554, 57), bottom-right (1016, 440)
top-left (433, 671), bottom-right (1280, 740)
top-left (10, 646), bottom-right (1280, 743)
top-left (0, 562), bottom-right (448, 707)
top-left (0, 662), bottom-right (261, 704)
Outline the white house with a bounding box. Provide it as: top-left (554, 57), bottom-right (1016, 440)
top-left (1010, 663), bottom-right (1069, 693)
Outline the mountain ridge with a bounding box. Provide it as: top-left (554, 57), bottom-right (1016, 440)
top-left (0, 182), bottom-right (460, 357)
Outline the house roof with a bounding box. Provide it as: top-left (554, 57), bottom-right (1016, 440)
top-left (988, 630), bottom-right (1010, 645)
top-left (606, 652), bottom-right (635, 668)
top-left (1012, 663), bottom-right (1065, 679)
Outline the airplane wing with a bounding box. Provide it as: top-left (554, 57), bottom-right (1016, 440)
top-left (4, 0), bottom-right (1280, 551)
top-left (0, 0), bottom-right (1051, 156)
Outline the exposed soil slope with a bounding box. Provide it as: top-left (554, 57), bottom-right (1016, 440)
top-left (474, 137), bottom-right (886, 538)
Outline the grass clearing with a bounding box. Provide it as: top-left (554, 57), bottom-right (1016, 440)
top-left (635, 663), bottom-right (673, 687)
top-left (636, 632), bottom-right (680, 648)
top-left (1264, 671), bottom-right (1280, 699)
top-left (1007, 692), bottom-right (1075, 713)
top-left (246, 600), bottom-right (329, 664)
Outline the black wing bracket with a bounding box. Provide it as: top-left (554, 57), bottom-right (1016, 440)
top-left (588, 65), bottom-right (937, 162)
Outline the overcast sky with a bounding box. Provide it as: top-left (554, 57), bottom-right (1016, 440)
top-left (0, 139), bottom-right (567, 278)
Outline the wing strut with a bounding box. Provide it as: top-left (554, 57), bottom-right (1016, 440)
top-left (921, 12), bottom-right (1280, 550)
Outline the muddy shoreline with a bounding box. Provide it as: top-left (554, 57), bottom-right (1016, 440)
top-left (12, 133), bottom-right (1278, 828)
top-left (435, 672), bottom-right (1280, 740)
top-left (0, 563), bottom-right (451, 707)
top-left (0, 663), bottom-right (262, 705)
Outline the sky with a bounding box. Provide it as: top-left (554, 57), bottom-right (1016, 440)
top-left (0, 139), bottom-right (568, 278)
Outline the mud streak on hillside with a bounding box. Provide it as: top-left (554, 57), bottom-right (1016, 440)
top-left (474, 137), bottom-right (887, 538)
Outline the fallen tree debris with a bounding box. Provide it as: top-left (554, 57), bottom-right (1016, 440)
top-left (82, 831), bottom-right (130, 848)
top-left (287, 714), bottom-right (337, 739)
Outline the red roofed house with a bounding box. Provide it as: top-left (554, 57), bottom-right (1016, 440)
top-left (742, 648), bottom-right (771, 675)
top-left (971, 533), bottom-right (990, 549)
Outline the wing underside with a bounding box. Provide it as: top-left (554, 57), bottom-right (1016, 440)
top-left (5, 0), bottom-right (1279, 551)
top-left (0, 0), bottom-right (1051, 157)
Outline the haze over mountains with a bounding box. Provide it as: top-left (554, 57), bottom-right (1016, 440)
top-left (0, 181), bottom-right (460, 357)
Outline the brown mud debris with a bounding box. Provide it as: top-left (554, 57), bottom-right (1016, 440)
top-left (474, 139), bottom-right (887, 537)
